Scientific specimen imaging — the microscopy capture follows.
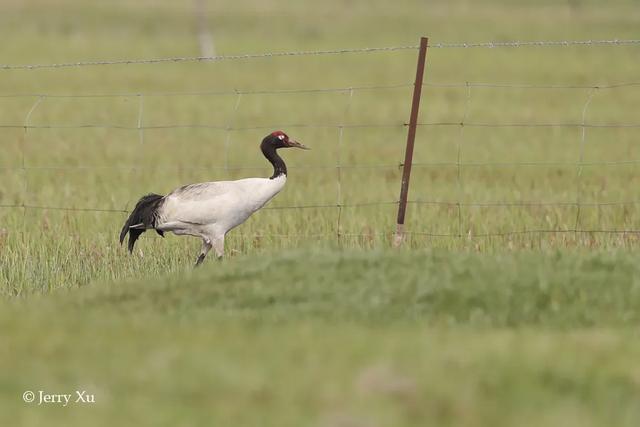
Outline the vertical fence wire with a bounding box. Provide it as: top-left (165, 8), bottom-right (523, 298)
top-left (137, 94), bottom-right (144, 146)
top-left (131, 94), bottom-right (145, 212)
top-left (21, 96), bottom-right (44, 229)
top-left (336, 88), bottom-right (354, 243)
top-left (224, 91), bottom-right (243, 171)
top-left (573, 88), bottom-right (597, 233)
top-left (456, 82), bottom-right (472, 238)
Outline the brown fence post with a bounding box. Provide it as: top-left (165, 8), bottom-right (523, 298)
top-left (393, 36), bottom-right (429, 247)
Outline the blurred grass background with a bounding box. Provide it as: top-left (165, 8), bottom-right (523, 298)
top-left (1, 0), bottom-right (640, 425)
top-left (4, 250), bottom-right (640, 426)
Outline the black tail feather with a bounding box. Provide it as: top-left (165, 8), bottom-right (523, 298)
top-left (119, 193), bottom-right (164, 253)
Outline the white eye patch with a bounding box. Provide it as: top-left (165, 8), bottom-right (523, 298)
top-left (277, 134), bottom-right (285, 140)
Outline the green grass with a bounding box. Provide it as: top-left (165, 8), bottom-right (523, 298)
top-left (1, 0), bottom-right (640, 291)
top-left (2, 1), bottom-right (640, 425)
top-left (72, 249), bottom-right (640, 327)
top-left (3, 250), bottom-right (640, 426)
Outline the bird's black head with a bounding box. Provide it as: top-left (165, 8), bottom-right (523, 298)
top-left (260, 131), bottom-right (309, 179)
top-left (261, 131), bottom-right (309, 150)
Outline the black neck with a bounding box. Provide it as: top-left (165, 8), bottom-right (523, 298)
top-left (261, 141), bottom-right (287, 179)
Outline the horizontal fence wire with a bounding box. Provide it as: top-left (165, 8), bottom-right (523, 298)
top-left (212, 229), bottom-right (640, 239)
top-left (1, 38), bottom-right (639, 71)
top-left (1, 122), bottom-right (640, 131)
top-left (428, 39), bottom-right (640, 49)
top-left (0, 83), bottom-right (413, 99)
top-left (4, 199), bottom-right (640, 212)
top-left (407, 200), bottom-right (640, 207)
top-left (4, 160), bottom-right (640, 172)
top-left (0, 201), bottom-right (400, 214)
top-left (2, 202), bottom-right (639, 238)
top-left (417, 122), bottom-right (640, 128)
top-left (425, 81), bottom-right (640, 89)
top-left (0, 164), bottom-right (403, 171)
top-left (0, 46), bottom-right (419, 71)
top-left (403, 229), bottom-right (640, 238)
top-left (1, 81), bottom-right (640, 99)
top-left (0, 123), bottom-right (404, 130)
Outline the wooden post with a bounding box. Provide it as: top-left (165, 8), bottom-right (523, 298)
top-left (393, 37), bottom-right (429, 247)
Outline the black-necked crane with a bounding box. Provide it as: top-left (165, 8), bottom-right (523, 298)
top-left (119, 131), bottom-right (308, 266)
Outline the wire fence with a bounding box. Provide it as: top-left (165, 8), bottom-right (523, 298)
top-left (1, 38), bottom-right (640, 242)
top-left (1, 38), bottom-right (639, 71)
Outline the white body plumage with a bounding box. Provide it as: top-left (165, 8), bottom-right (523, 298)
top-left (157, 175), bottom-right (286, 254)
top-left (119, 131), bottom-right (307, 266)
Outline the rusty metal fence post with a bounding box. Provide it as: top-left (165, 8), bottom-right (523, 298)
top-left (393, 36), bottom-right (429, 247)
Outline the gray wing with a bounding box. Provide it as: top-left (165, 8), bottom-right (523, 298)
top-left (167, 181), bottom-right (232, 201)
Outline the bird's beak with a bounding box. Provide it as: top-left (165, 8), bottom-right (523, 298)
top-left (287, 140), bottom-right (310, 150)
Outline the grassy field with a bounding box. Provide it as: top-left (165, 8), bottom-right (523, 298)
top-left (1, 0), bottom-right (640, 425)
top-left (1, 0), bottom-right (639, 292)
top-left (3, 250), bottom-right (640, 427)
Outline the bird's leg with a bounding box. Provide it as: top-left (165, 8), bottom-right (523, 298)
top-left (195, 254), bottom-right (205, 267)
top-left (195, 238), bottom-right (212, 267)
top-left (212, 236), bottom-right (225, 261)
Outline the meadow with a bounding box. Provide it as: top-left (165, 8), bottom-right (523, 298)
top-left (4, 250), bottom-right (640, 427)
top-left (1, 0), bottom-right (640, 425)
